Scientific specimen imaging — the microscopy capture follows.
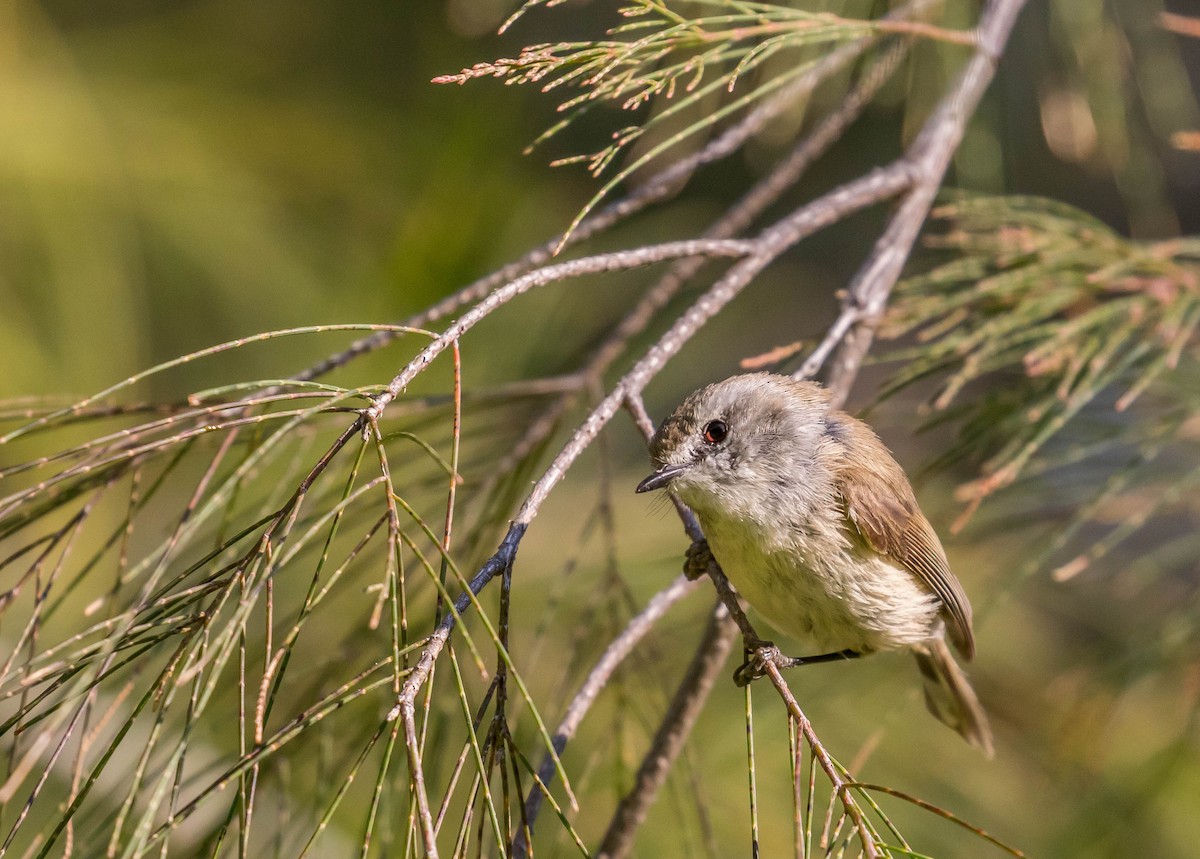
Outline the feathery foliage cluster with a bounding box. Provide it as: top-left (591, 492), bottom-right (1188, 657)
top-left (437, 0), bottom-right (967, 238)
top-left (885, 196), bottom-right (1200, 525)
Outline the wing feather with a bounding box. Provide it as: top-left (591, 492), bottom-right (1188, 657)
top-left (835, 429), bottom-right (976, 660)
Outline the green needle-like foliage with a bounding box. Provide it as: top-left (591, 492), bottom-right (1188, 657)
top-left (884, 194), bottom-right (1200, 555)
top-left (436, 0), bottom-right (965, 242)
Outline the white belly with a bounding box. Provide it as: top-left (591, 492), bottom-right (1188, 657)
top-left (698, 513), bottom-right (940, 654)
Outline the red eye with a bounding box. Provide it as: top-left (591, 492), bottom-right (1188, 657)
top-left (703, 420), bottom-right (728, 445)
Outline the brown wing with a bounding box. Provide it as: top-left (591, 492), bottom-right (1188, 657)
top-left (835, 428), bottom-right (976, 660)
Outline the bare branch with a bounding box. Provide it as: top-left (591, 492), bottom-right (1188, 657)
top-left (387, 524), bottom-right (526, 724)
top-left (513, 574), bottom-right (701, 855)
top-left (365, 239), bottom-right (755, 422)
top-left (594, 602), bottom-right (740, 859)
top-left (399, 696), bottom-right (439, 859)
top-left (762, 663), bottom-right (877, 856)
top-left (825, 0), bottom-right (1030, 404)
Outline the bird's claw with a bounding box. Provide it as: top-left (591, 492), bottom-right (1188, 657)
top-left (683, 539), bottom-right (714, 581)
top-left (735, 645), bottom-right (863, 685)
top-left (733, 639), bottom-right (783, 687)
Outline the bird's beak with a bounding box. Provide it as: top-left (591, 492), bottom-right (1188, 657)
top-left (636, 463), bottom-right (689, 493)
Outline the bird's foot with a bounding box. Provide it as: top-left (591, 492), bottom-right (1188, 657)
top-left (683, 539), bottom-right (714, 581)
top-left (733, 638), bottom-right (783, 687)
top-left (734, 643), bottom-right (862, 687)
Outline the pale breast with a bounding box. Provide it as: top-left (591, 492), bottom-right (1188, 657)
top-left (699, 513), bottom-right (941, 654)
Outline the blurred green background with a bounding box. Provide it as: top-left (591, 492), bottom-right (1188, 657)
top-left (5, 0), bottom-right (1197, 392)
top-left (3, 0), bottom-right (1200, 857)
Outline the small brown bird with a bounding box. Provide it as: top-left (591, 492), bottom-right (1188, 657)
top-left (637, 373), bottom-right (993, 756)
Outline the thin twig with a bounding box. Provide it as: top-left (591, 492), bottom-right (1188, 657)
top-left (762, 663), bottom-right (876, 855)
top-left (845, 782), bottom-right (1026, 857)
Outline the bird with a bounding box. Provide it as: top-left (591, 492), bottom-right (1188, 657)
top-left (636, 372), bottom-right (993, 756)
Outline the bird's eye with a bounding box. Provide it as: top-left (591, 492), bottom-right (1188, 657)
top-left (702, 419), bottom-right (728, 445)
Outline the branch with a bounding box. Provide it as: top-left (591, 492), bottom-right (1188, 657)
top-left (365, 239), bottom-right (755, 422)
top-left (594, 602), bottom-right (740, 859)
top-left (762, 662), bottom-right (878, 854)
top-left (825, 0), bottom-right (1030, 404)
top-left (384, 524), bottom-right (523, 856)
top-left (512, 573), bottom-right (701, 856)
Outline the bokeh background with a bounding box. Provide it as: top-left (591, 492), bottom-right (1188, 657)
top-left (2, 0), bottom-right (1199, 856)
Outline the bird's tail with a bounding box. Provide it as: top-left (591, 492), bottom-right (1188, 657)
top-left (913, 638), bottom-right (994, 758)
